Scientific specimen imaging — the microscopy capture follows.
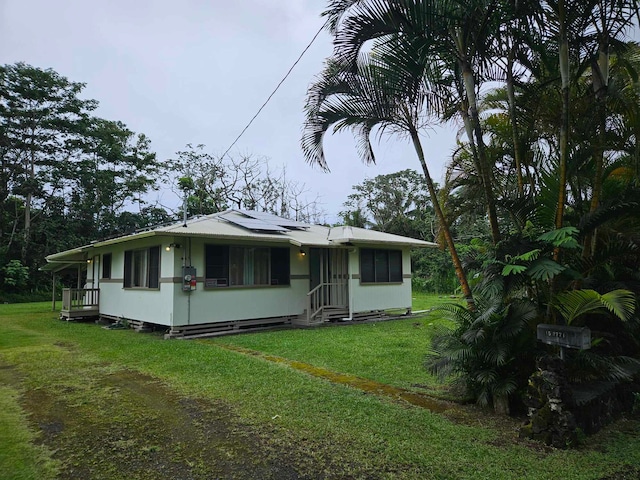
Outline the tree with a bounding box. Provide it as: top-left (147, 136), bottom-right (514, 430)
top-left (341, 169), bottom-right (434, 238)
top-left (323, 0), bottom-right (504, 244)
top-left (0, 63), bottom-right (97, 262)
top-left (67, 118), bottom-right (162, 240)
top-left (0, 63), bottom-right (167, 292)
top-left (313, 1), bottom-right (640, 417)
top-left (302, 54), bottom-right (475, 304)
top-left (170, 144), bottom-right (325, 223)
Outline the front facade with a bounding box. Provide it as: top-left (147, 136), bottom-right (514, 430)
top-left (46, 210), bottom-right (435, 333)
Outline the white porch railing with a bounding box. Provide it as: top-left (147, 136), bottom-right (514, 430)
top-left (306, 281), bottom-right (348, 324)
top-left (61, 288), bottom-right (100, 313)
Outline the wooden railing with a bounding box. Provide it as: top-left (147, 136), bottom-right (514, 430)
top-left (306, 282), bottom-right (348, 324)
top-left (61, 288), bottom-right (100, 312)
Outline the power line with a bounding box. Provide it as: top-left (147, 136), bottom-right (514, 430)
top-left (220, 25), bottom-right (325, 159)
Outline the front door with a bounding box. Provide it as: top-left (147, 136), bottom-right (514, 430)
top-left (308, 248), bottom-right (348, 307)
top-left (309, 248), bottom-right (323, 292)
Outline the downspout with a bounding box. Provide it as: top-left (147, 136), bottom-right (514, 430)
top-left (187, 236), bottom-right (192, 325)
top-left (342, 248), bottom-right (355, 321)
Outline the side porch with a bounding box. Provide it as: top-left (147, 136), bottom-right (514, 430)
top-left (60, 288), bottom-right (100, 320)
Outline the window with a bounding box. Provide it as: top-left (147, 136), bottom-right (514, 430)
top-left (102, 253), bottom-right (112, 279)
top-left (205, 245), bottom-right (289, 287)
top-left (124, 246), bottom-right (160, 288)
top-left (360, 249), bottom-right (402, 283)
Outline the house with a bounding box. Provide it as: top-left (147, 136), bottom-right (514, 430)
top-left (44, 210), bottom-right (436, 337)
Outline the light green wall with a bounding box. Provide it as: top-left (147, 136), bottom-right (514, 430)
top-left (90, 236), bottom-right (176, 325)
top-left (85, 236), bottom-right (414, 326)
top-left (171, 237), bottom-right (307, 326)
top-left (349, 245), bottom-right (412, 312)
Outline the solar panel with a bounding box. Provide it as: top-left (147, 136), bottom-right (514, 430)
top-left (237, 210), bottom-right (309, 229)
top-left (219, 213), bottom-right (288, 232)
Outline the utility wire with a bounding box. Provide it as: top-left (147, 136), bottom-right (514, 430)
top-left (220, 25), bottom-right (325, 159)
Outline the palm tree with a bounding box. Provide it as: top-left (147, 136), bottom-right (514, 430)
top-left (312, 0), bottom-right (640, 418)
top-left (302, 54), bottom-right (475, 304)
top-left (322, 0), bottom-right (504, 244)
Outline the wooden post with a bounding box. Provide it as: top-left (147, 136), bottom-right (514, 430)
top-left (76, 266), bottom-right (81, 289)
top-left (51, 273), bottom-right (56, 311)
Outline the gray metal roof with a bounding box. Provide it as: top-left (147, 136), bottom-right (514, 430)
top-left (45, 210), bottom-right (437, 264)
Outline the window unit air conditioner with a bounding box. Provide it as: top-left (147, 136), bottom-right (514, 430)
top-left (205, 278), bottom-right (228, 287)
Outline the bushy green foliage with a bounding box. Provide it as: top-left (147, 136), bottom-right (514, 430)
top-left (427, 290), bottom-right (538, 410)
top-left (428, 223), bottom-right (640, 413)
top-left (0, 290), bottom-right (54, 304)
top-left (1, 260), bottom-right (29, 290)
top-left (411, 248), bottom-right (458, 294)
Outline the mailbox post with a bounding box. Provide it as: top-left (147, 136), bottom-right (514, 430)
top-left (536, 324), bottom-right (591, 359)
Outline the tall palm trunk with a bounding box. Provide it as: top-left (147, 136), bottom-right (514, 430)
top-left (549, 0), bottom-right (571, 322)
top-left (408, 124), bottom-right (474, 308)
top-left (584, 41), bottom-right (610, 258)
top-left (590, 47), bottom-right (608, 215)
top-left (460, 61), bottom-right (502, 245)
top-left (555, 0), bottom-right (570, 235)
top-left (506, 48), bottom-right (525, 197)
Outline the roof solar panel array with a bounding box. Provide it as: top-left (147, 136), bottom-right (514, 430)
top-left (237, 210), bottom-right (309, 229)
top-left (219, 213), bottom-right (288, 232)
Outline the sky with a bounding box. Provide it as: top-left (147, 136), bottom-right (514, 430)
top-left (0, 0), bottom-right (457, 223)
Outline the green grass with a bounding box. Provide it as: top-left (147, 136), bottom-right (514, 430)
top-left (0, 384), bottom-right (58, 480)
top-left (1, 301), bottom-right (640, 479)
top-left (211, 317), bottom-right (448, 395)
top-left (411, 291), bottom-right (462, 311)
top-left (210, 293), bottom-right (459, 395)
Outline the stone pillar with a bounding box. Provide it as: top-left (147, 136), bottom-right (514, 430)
top-left (519, 355), bottom-right (578, 448)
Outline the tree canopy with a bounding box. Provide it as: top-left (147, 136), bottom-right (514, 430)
top-left (306, 0), bottom-right (640, 417)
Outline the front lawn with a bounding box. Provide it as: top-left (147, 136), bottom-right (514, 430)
top-left (210, 292), bottom-right (461, 396)
top-left (1, 301), bottom-right (639, 479)
top-left (210, 314), bottom-right (449, 396)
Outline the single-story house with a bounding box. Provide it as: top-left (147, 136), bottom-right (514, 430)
top-left (44, 210), bottom-right (436, 337)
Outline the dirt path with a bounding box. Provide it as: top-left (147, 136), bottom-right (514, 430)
top-left (3, 364), bottom-right (304, 479)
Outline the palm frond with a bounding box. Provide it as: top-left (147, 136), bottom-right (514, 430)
top-left (600, 289), bottom-right (637, 322)
top-left (552, 288), bottom-right (636, 325)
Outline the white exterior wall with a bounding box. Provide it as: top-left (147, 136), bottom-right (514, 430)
top-left (87, 235), bottom-right (414, 327)
top-left (93, 236), bottom-right (176, 326)
top-left (350, 246), bottom-right (413, 312)
top-left (171, 237), bottom-right (308, 327)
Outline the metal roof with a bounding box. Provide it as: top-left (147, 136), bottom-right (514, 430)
top-left (45, 210), bottom-right (437, 265)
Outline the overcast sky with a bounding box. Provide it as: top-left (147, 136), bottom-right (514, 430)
top-left (0, 0), bottom-right (459, 223)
